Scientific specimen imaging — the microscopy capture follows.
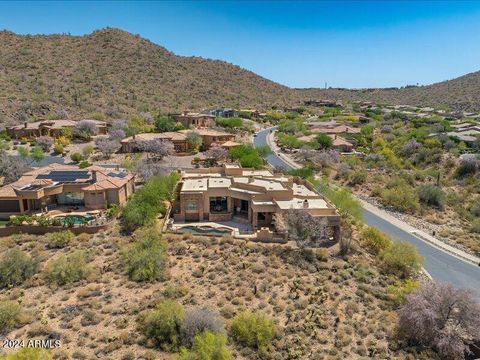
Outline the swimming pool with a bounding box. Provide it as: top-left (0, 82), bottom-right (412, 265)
top-left (52, 214), bottom-right (95, 226)
top-left (177, 225), bottom-right (232, 236)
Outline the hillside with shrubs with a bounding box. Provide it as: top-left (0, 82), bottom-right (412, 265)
top-left (0, 28), bottom-right (298, 125)
top-left (275, 107), bottom-right (480, 254)
top-left (1, 174), bottom-right (479, 359)
top-left (1, 28), bottom-right (480, 127)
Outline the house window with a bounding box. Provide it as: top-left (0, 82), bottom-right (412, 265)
top-left (57, 192), bottom-right (84, 205)
top-left (209, 197), bottom-right (228, 213)
top-left (186, 201), bottom-right (198, 211)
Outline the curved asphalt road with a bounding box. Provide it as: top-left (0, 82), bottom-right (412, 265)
top-left (254, 127), bottom-right (480, 297)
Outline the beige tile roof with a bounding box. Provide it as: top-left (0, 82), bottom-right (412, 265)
top-left (121, 132), bottom-right (187, 143)
top-left (0, 163), bottom-right (133, 198)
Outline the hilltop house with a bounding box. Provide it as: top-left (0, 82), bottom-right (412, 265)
top-left (0, 164), bottom-right (135, 219)
top-left (172, 164), bottom-right (340, 239)
top-left (6, 119), bottom-right (109, 139)
top-left (171, 112), bottom-right (216, 128)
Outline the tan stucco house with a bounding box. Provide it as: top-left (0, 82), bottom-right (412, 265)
top-left (172, 164), bottom-right (340, 238)
top-left (6, 119), bottom-right (109, 139)
top-left (0, 164), bottom-right (135, 219)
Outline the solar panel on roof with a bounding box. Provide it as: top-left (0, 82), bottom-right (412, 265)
top-left (107, 172), bottom-right (128, 178)
top-left (37, 170), bottom-right (90, 182)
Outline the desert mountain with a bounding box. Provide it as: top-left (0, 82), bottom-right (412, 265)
top-left (0, 28), bottom-right (479, 124)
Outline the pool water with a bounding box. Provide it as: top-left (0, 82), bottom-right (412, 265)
top-left (178, 226), bottom-right (231, 235)
top-left (53, 214), bottom-right (95, 226)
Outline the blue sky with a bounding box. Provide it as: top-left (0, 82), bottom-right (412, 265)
top-left (1, 1), bottom-right (479, 88)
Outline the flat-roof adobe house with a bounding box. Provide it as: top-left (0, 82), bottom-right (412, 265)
top-left (0, 164), bottom-right (134, 219)
top-left (6, 119), bottom-right (109, 139)
top-left (172, 164), bottom-right (340, 239)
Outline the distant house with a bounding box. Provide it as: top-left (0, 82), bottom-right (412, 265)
top-left (171, 112), bottom-right (216, 128)
top-left (298, 133), bottom-right (354, 152)
top-left (6, 119), bottom-right (109, 139)
top-left (207, 108), bottom-right (238, 118)
top-left (120, 129), bottom-right (236, 153)
top-left (179, 129), bottom-right (236, 148)
top-left (310, 124), bottom-right (361, 135)
top-left (0, 164), bottom-right (135, 219)
top-left (120, 132), bottom-right (189, 153)
top-left (304, 100), bottom-right (341, 108)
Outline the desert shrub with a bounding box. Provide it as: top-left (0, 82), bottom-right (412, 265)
top-left (230, 311), bottom-right (276, 354)
top-left (122, 173), bottom-right (179, 230)
top-left (287, 167), bottom-right (314, 179)
top-left (53, 142), bottom-right (64, 154)
top-left (379, 181), bottom-right (419, 213)
top-left (179, 331), bottom-right (231, 360)
top-left (163, 285), bottom-right (188, 299)
top-left (417, 184), bottom-right (445, 209)
top-left (348, 170), bottom-right (367, 185)
top-left (181, 306), bottom-right (225, 347)
top-left (216, 117), bottom-right (244, 129)
top-left (35, 136), bottom-right (53, 152)
top-left (70, 152), bottom-right (83, 163)
top-left (360, 227), bottom-right (392, 255)
top-left (46, 251), bottom-right (90, 285)
top-left (317, 180), bottom-right (362, 221)
top-left (0, 348), bottom-right (51, 359)
top-left (470, 218), bottom-right (480, 233)
top-left (386, 279), bottom-right (419, 306)
top-left (78, 160), bottom-right (91, 169)
top-left (456, 158), bottom-right (479, 177)
top-left (139, 300), bottom-right (185, 351)
top-left (0, 300), bottom-right (22, 331)
top-left (46, 230), bottom-right (75, 249)
top-left (398, 282), bottom-right (480, 359)
top-left (121, 227), bottom-right (167, 282)
top-left (0, 248), bottom-right (39, 288)
top-left (470, 200), bottom-right (480, 217)
top-left (379, 241), bottom-right (422, 278)
top-left (82, 144), bottom-right (94, 157)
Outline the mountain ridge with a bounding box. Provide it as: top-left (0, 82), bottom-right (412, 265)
top-left (0, 28), bottom-right (479, 124)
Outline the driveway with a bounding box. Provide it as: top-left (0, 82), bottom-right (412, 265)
top-left (254, 127), bottom-right (480, 297)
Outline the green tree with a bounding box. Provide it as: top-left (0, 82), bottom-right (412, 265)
top-left (314, 133), bottom-right (333, 149)
top-left (231, 311), bottom-right (276, 354)
top-left (139, 300), bottom-right (185, 351)
top-left (121, 227), bottom-right (167, 282)
top-left (46, 251), bottom-right (90, 285)
top-left (380, 241), bottom-right (423, 278)
top-left (123, 173), bottom-right (180, 230)
top-left (360, 227), bottom-right (392, 255)
top-left (179, 331), bottom-right (231, 360)
top-left (155, 116), bottom-right (184, 132)
top-left (0, 248), bottom-right (38, 288)
top-left (0, 300), bottom-right (22, 331)
top-left (186, 131), bottom-right (203, 150)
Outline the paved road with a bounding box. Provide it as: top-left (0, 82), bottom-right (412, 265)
top-left (254, 127), bottom-right (480, 297)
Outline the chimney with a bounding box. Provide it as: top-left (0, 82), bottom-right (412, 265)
top-left (91, 170), bottom-right (97, 183)
top-left (303, 199), bottom-right (309, 209)
top-left (24, 122), bottom-right (28, 128)
top-left (248, 176), bottom-right (254, 183)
